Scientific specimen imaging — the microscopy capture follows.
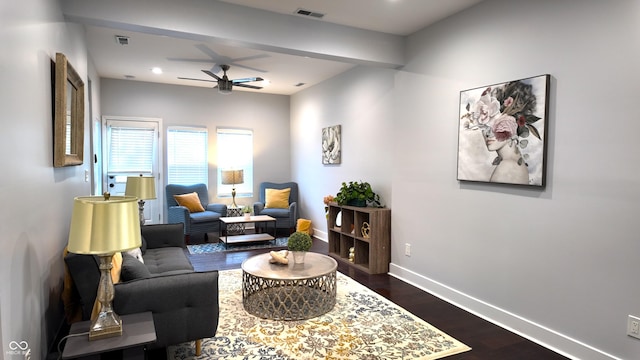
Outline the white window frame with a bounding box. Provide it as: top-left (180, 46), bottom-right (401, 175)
top-left (167, 126), bottom-right (208, 186)
top-left (216, 127), bottom-right (253, 199)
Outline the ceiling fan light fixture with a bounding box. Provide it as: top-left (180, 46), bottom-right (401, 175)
top-left (218, 81), bottom-right (233, 94)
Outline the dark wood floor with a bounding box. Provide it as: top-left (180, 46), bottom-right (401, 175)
top-left (180, 232), bottom-right (569, 360)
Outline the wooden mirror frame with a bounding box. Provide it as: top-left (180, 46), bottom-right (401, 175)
top-left (54, 52), bottom-right (84, 167)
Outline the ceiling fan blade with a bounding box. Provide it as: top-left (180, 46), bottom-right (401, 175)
top-left (167, 57), bottom-right (215, 63)
top-left (232, 77), bottom-right (264, 84)
top-left (234, 83), bottom-right (263, 90)
top-left (226, 62), bottom-right (268, 73)
top-left (202, 70), bottom-right (222, 80)
top-left (195, 44), bottom-right (222, 60)
top-left (178, 76), bottom-right (217, 83)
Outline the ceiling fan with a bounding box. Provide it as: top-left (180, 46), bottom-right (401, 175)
top-left (178, 64), bottom-right (263, 94)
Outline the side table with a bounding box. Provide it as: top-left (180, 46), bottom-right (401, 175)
top-left (226, 206), bottom-right (245, 234)
top-left (62, 312), bottom-right (156, 360)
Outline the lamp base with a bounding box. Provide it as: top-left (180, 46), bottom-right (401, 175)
top-left (90, 254), bottom-right (124, 341)
top-left (231, 188), bottom-right (237, 208)
top-left (138, 199), bottom-right (146, 227)
top-left (89, 311), bottom-right (123, 340)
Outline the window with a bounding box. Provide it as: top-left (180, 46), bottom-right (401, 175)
top-left (108, 124), bottom-right (155, 174)
top-left (217, 128), bottom-right (253, 198)
top-left (167, 127), bottom-right (208, 185)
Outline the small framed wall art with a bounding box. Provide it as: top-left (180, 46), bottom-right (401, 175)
top-left (457, 74), bottom-right (550, 187)
top-left (322, 125), bottom-right (341, 165)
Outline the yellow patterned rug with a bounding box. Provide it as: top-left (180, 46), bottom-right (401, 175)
top-left (167, 269), bottom-right (471, 360)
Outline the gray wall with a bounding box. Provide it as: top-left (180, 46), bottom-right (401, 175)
top-left (4, 0), bottom-right (640, 359)
top-left (290, 66), bottom-right (395, 223)
top-left (100, 79), bottom-right (291, 212)
top-left (0, 0), bottom-right (95, 358)
top-left (291, 0), bottom-right (640, 359)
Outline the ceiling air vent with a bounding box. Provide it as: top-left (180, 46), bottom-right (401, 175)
top-left (115, 35), bottom-right (130, 46)
top-left (294, 8), bottom-right (325, 19)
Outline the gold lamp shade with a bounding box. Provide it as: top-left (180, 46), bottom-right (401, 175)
top-left (221, 169), bottom-right (244, 185)
top-left (125, 176), bottom-right (157, 226)
top-left (67, 194), bottom-right (141, 255)
top-left (125, 175), bottom-right (156, 200)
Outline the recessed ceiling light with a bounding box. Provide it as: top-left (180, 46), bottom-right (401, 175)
top-left (151, 67), bottom-right (163, 74)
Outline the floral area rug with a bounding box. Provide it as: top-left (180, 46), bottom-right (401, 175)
top-left (187, 237), bottom-right (289, 254)
top-left (167, 269), bottom-right (471, 360)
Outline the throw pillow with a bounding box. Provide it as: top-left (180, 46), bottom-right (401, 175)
top-left (120, 253), bottom-right (152, 281)
top-left (174, 192), bottom-right (205, 213)
top-left (125, 247), bottom-right (144, 264)
top-left (111, 252), bottom-right (123, 284)
top-left (296, 218), bottom-right (313, 235)
top-left (265, 188), bottom-right (291, 209)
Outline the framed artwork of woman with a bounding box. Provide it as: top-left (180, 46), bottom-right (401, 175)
top-left (457, 74), bottom-right (550, 187)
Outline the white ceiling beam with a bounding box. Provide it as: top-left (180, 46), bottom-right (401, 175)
top-left (61, 0), bottom-right (405, 68)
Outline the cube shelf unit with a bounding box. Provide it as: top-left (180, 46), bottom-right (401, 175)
top-left (327, 202), bottom-right (391, 274)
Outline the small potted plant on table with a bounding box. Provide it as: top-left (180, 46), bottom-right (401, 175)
top-left (242, 205), bottom-right (252, 220)
top-left (287, 231), bottom-right (313, 264)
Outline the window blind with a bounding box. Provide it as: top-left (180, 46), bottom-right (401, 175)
top-left (217, 128), bottom-right (253, 198)
top-left (167, 127), bottom-right (208, 185)
top-left (108, 126), bottom-right (155, 173)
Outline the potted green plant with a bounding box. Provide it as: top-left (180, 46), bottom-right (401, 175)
top-left (287, 231), bottom-right (313, 264)
top-left (242, 205), bottom-right (251, 219)
top-left (334, 181), bottom-right (381, 207)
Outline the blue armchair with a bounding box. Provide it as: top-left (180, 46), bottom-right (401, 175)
top-left (253, 182), bottom-right (299, 234)
top-left (166, 183), bottom-right (227, 243)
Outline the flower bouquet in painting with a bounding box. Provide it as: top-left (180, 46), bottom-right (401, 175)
top-left (458, 74), bottom-right (550, 187)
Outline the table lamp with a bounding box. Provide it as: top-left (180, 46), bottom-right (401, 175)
top-left (67, 193), bottom-right (141, 340)
top-left (221, 169), bottom-right (244, 208)
top-left (125, 175), bottom-right (157, 226)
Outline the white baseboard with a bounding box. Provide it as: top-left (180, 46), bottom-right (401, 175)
top-left (313, 228), bottom-right (328, 242)
top-left (388, 263), bottom-right (621, 360)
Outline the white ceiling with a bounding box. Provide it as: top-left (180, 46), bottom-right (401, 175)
top-left (70, 0), bottom-right (483, 95)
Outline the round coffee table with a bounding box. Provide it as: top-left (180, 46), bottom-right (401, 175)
top-left (241, 252), bottom-right (337, 320)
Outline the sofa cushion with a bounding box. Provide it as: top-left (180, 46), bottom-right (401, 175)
top-left (260, 207), bottom-right (291, 219)
top-left (121, 253), bottom-right (152, 281)
top-left (174, 192), bottom-right (205, 213)
top-left (190, 210), bottom-right (221, 223)
top-left (265, 188), bottom-right (290, 209)
top-left (143, 247), bottom-right (194, 275)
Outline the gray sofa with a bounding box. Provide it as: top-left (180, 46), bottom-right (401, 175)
top-left (64, 223), bottom-right (219, 350)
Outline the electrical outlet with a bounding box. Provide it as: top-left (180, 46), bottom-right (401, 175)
top-left (84, 169), bottom-right (90, 182)
top-left (405, 243), bottom-right (411, 256)
top-left (627, 315), bottom-right (640, 339)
